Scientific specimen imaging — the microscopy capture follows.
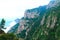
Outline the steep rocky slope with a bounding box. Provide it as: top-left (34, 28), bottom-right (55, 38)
top-left (47, 0), bottom-right (60, 8)
top-left (24, 5), bottom-right (60, 40)
top-left (16, 0), bottom-right (60, 40)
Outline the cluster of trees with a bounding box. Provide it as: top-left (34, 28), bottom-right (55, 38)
top-left (0, 19), bottom-right (18, 40)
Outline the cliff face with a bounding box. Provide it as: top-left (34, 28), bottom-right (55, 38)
top-left (16, 0), bottom-right (60, 40)
top-left (25, 5), bottom-right (60, 40)
top-left (47, 0), bottom-right (60, 8)
top-left (17, 5), bottom-right (47, 34)
top-left (24, 5), bottom-right (46, 18)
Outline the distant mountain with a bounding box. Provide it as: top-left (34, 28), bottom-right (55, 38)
top-left (15, 18), bottom-right (20, 23)
top-left (7, 19), bottom-right (20, 33)
top-left (5, 18), bottom-right (20, 33)
top-left (8, 23), bottom-right (19, 34)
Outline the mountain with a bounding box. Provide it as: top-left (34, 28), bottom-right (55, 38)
top-left (47, 0), bottom-right (60, 8)
top-left (16, 0), bottom-right (60, 40)
top-left (8, 23), bottom-right (19, 34)
top-left (24, 5), bottom-right (47, 18)
top-left (5, 18), bottom-right (20, 33)
top-left (17, 5), bottom-right (47, 34)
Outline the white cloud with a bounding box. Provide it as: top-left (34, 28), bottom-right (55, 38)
top-left (0, 0), bottom-right (50, 18)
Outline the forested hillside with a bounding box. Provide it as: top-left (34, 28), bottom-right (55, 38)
top-left (25, 5), bottom-right (60, 40)
top-left (18, 3), bottom-right (60, 40)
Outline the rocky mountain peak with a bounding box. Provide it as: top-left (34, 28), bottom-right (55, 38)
top-left (47, 0), bottom-right (60, 8)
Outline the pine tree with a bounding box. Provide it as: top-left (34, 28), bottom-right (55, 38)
top-left (0, 18), bottom-right (5, 34)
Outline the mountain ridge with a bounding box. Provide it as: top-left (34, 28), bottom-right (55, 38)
top-left (16, 0), bottom-right (60, 40)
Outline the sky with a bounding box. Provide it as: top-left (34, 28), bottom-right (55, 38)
top-left (0, 0), bottom-right (51, 27)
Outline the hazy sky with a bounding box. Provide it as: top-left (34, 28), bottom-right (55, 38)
top-left (0, 0), bottom-right (50, 18)
top-left (0, 0), bottom-right (51, 27)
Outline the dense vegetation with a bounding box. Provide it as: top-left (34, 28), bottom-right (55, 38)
top-left (18, 5), bottom-right (60, 40)
top-left (0, 19), bottom-right (18, 40)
